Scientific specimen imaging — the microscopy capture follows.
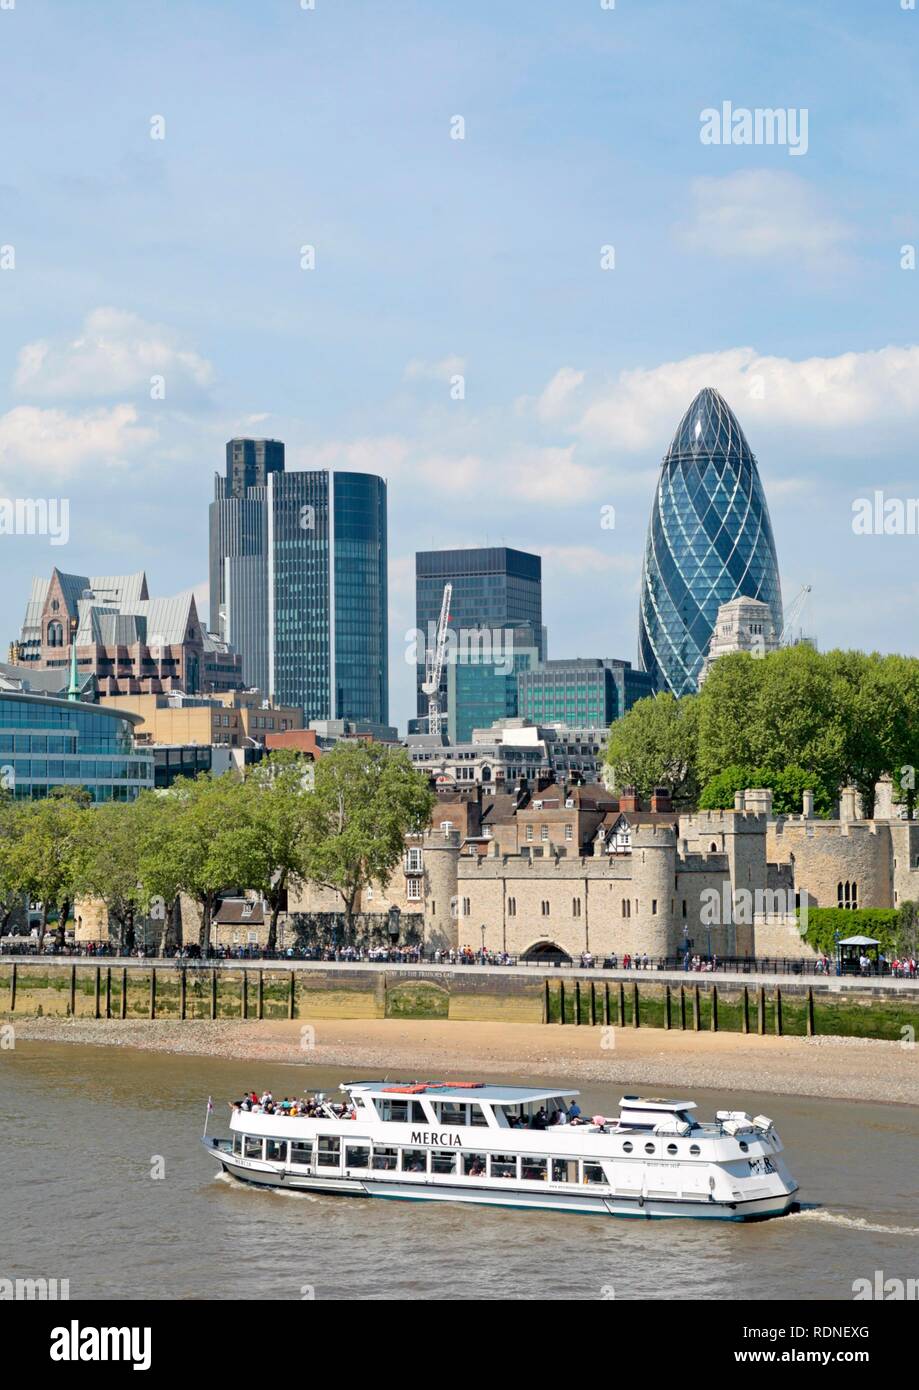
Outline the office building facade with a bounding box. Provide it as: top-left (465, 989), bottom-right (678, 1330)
top-left (516, 658), bottom-right (653, 728)
top-left (0, 691), bottom-right (153, 801)
top-left (209, 441), bottom-right (388, 725)
top-left (638, 388), bottom-right (783, 696)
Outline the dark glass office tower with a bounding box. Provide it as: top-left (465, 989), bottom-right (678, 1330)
top-left (210, 442), bottom-right (388, 724)
top-left (414, 546), bottom-right (544, 738)
top-left (638, 388), bottom-right (782, 697)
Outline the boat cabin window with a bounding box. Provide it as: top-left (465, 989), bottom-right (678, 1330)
top-left (689, 1144), bottom-right (701, 1156)
top-left (552, 1159), bottom-right (577, 1183)
top-left (377, 1099), bottom-right (428, 1124)
top-left (622, 1141), bottom-right (633, 1153)
top-left (490, 1154), bottom-right (518, 1180)
top-left (266, 1139), bottom-right (287, 1162)
top-left (438, 1102), bottom-right (467, 1126)
top-left (232, 1134), bottom-right (243, 1155)
top-left (431, 1150), bottom-right (458, 1175)
top-left (317, 1137), bottom-right (340, 1167)
top-left (345, 1145), bottom-right (370, 1169)
top-left (371, 1146), bottom-right (398, 1171)
top-left (401, 1148), bottom-right (428, 1174)
top-left (244, 1136), bottom-right (263, 1159)
top-left (290, 1141), bottom-right (313, 1166)
top-left (583, 1162), bottom-right (606, 1184)
top-left (463, 1152), bottom-right (486, 1177)
top-left (469, 1104), bottom-right (489, 1127)
top-left (521, 1156), bottom-right (548, 1182)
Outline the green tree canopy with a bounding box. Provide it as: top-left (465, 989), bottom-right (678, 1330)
top-left (604, 693), bottom-right (699, 805)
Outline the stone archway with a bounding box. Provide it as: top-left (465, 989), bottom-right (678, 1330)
top-left (521, 940), bottom-right (573, 965)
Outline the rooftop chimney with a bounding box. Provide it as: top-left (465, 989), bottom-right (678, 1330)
top-left (650, 786), bottom-right (672, 814)
top-left (618, 786), bottom-right (639, 813)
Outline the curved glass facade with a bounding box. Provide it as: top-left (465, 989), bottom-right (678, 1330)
top-left (638, 388), bottom-right (783, 696)
top-left (0, 694), bottom-right (154, 801)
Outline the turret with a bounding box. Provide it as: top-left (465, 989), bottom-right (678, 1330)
top-left (629, 823), bottom-right (677, 958)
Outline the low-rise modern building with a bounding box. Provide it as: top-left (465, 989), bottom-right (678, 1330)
top-left (99, 690), bottom-right (303, 748)
top-left (517, 658), bottom-right (653, 727)
top-left (0, 690), bottom-right (153, 801)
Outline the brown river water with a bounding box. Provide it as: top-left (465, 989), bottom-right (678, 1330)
top-left (2, 1041), bottom-right (918, 1301)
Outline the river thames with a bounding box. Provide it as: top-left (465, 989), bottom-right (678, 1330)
top-left (2, 1041), bottom-right (917, 1301)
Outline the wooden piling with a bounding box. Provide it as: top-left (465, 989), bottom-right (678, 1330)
top-left (679, 984), bottom-right (686, 1030)
top-left (617, 980), bottom-right (625, 1026)
top-left (559, 979), bottom-right (566, 1025)
top-left (149, 967), bottom-right (156, 1020)
top-left (257, 969), bottom-right (264, 1020)
top-left (210, 969), bottom-right (218, 1020)
top-left (710, 983), bottom-right (718, 1032)
top-left (105, 967), bottom-right (112, 1019)
top-left (664, 983), bottom-right (671, 1030)
top-left (94, 966), bottom-right (101, 1020)
top-left (288, 971), bottom-right (296, 1020)
top-left (9, 962), bottom-right (16, 1013)
top-left (806, 986), bottom-right (816, 1037)
top-left (69, 963), bottom-right (76, 1017)
top-left (742, 985), bottom-right (750, 1035)
top-left (692, 984), bottom-right (701, 1031)
top-left (757, 985), bottom-right (766, 1035)
top-left (603, 981), bottom-right (611, 1027)
top-left (589, 980), bottom-right (597, 1027)
top-left (631, 980), bottom-right (640, 1027)
top-left (180, 968), bottom-right (187, 1021)
top-left (120, 967), bottom-right (127, 1019)
top-left (775, 986), bottom-right (783, 1037)
top-left (243, 970), bottom-right (249, 1021)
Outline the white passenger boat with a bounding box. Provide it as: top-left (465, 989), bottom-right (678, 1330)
top-left (202, 1081), bottom-right (799, 1221)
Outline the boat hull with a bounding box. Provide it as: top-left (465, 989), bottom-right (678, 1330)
top-left (207, 1146), bottom-right (797, 1222)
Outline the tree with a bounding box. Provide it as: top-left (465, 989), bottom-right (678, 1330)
top-left (71, 799), bottom-right (147, 952)
top-left (0, 793), bottom-right (23, 936)
top-left (299, 742), bottom-right (435, 938)
top-left (604, 693), bottom-right (699, 805)
top-left (6, 788), bottom-right (89, 945)
top-left (698, 763), bottom-right (833, 816)
top-left (221, 751), bottom-right (313, 954)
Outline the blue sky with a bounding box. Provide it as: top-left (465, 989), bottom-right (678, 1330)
top-left (1, 0), bottom-right (919, 729)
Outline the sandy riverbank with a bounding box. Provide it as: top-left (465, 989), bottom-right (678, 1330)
top-left (7, 1015), bottom-right (919, 1105)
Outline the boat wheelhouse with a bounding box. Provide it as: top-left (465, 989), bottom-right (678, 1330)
top-left (203, 1081), bottom-right (799, 1221)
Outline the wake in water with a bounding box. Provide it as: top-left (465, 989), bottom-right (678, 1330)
top-left (789, 1206), bottom-right (919, 1237)
top-left (213, 1170), bottom-right (319, 1201)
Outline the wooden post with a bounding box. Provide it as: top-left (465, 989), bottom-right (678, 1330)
top-left (631, 980), bottom-right (640, 1027)
top-left (288, 970), bottom-right (296, 1020)
top-left (742, 985), bottom-right (750, 1035)
top-left (9, 962), bottom-right (16, 1013)
top-left (559, 979), bottom-right (566, 1025)
top-left (574, 979), bottom-right (581, 1026)
top-left (617, 981), bottom-right (625, 1026)
top-left (242, 970), bottom-right (249, 1021)
top-left (806, 986), bottom-right (816, 1037)
top-left (775, 986), bottom-right (783, 1037)
top-left (94, 966), bottom-right (101, 1020)
top-left (757, 986), bottom-right (766, 1036)
top-left (210, 969), bottom-right (217, 1020)
top-left (105, 967), bottom-right (112, 1019)
top-left (180, 969), bottom-right (187, 1021)
top-left (120, 967), bottom-right (127, 1019)
top-left (589, 980), bottom-right (597, 1027)
top-left (149, 967), bottom-right (156, 1020)
top-left (257, 970), bottom-right (264, 1021)
top-left (679, 984), bottom-right (686, 1030)
top-left (710, 983), bottom-right (718, 1032)
top-left (69, 963), bottom-right (77, 1017)
top-left (603, 981), bottom-right (611, 1027)
top-left (664, 983), bottom-right (671, 1030)
top-left (692, 984), bottom-right (701, 1031)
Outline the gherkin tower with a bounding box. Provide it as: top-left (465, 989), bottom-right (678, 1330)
top-left (638, 387), bottom-right (782, 696)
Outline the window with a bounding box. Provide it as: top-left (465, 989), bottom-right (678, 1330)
top-left (541, 825), bottom-right (549, 842)
top-left (526, 824), bottom-right (534, 842)
top-left (244, 1136), bottom-right (263, 1159)
top-left (232, 1133), bottom-right (243, 1155)
top-left (652, 899), bottom-right (658, 915)
top-left (507, 897), bottom-right (516, 917)
top-left (469, 1104), bottom-right (489, 1128)
top-left (521, 1156), bottom-right (548, 1181)
top-left (462, 897), bottom-right (471, 916)
top-left (379, 1099), bottom-right (409, 1123)
top-left (689, 1144), bottom-right (701, 1156)
top-left (682, 900), bottom-right (687, 918)
top-left (345, 1146), bottom-right (370, 1169)
top-left (541, 900), bottom-right (550, 916)
top-left (431, 1150), bottom-right (458, 1175)
top-left (666, 1143), bottom-right (678, 1156)
top-left (644, 1142), bottom-right (655, 1155)
top-left (371, 1147), bottom-right (398, 1171)
top-left (400, 1148), bottom-right (428, 1173)
top-left (406, 877), bottom-right (422, 900)
top-left (565, 824), bottom-right (573, 841)
top-left (290, 1141), bottom-right (312, 1166)
top-left (490, 1154), bottom-right (518, 1180)
top-left (265, 1139), bottom-right (287, 1162)
top-left (405, 846), bottom-right (423, 872)
top-left (572, 897), bottom-right (581, 918)
top-left (552, 1158), bottom-right (578, 1183)
top-left (317, 1137), bottom-right (340, 1167)
top-left (462, 1152), bottom-right (486, 1177)
top-left (439, 1102), bottom-right (466, 1126)
top-left (583, 1162), bottom-right (605, 1184)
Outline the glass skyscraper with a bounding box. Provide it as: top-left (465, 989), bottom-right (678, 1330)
top-left (414, 547), bottom-right (544, 741)
top-left (638, 388), bottom-right (783, 697)
top-left (210, 442), bottom-right (388, 724)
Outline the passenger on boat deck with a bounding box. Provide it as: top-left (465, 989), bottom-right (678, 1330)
top-left (568, 1101), bottom-right (581, 1121)
top-left (532, 1108), bottom-right (548, 1130)
top-left (553, 1108), bottom-right (569, 1125)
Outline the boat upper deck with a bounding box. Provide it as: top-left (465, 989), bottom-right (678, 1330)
top-left (344, 1081), bottom-right (580, 1104)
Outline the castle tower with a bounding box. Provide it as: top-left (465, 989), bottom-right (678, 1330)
top-left (629, 823), bottom-right (677, 958)
top-left (422, 828), bottom-right (461, 953)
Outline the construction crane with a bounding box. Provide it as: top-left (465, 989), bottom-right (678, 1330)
top-left (780, 584), bottom-right (812, 646)
top-left (421, 582), bottom-right (452, 736)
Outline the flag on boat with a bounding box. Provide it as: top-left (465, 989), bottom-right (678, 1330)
top-left (207, 1097), bottom-right (214, 1113)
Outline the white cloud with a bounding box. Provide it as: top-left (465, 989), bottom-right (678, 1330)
top-left (14, 308), bottom-right (215, 399)
top-left (677, 171), bottom-right (851, 264)
top-left (403, 355), bottom-right (466, 383)
top-left (0, 403), bottom-right (155, 481)
top-left (540, 544), bottom-right (636, 575)
top-left (576, 344), bottom-right (919, 449)
top-left (531, 366), bottom-right (585, 423)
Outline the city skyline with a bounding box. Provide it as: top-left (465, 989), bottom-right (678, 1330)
top-left (3, 2), bottom-right (919, 733)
